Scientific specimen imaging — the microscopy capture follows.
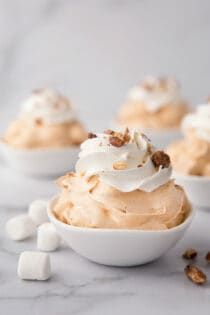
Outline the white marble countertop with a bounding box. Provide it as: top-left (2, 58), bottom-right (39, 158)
top-left (1, 160), bottom-right (210, 315)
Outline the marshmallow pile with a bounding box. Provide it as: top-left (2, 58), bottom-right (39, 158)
top-left (6, 199), bottom-right (61, 281)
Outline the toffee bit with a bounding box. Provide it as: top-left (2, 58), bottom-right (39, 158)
top-left (151, 150), bottom-right (170, 168)
top-left (109, 136), bottom-right (124, 147)
top-left (184, 264), bottom-right (207, 285)
top-left (142, 81), bottom-right (154, 91)
top-left (35, 118), bottom-right (43, 126)
top-left (182, 248), bottom-right (197, 260)
top-left (205, 252), bottom-right (210, 262)
top-left (88, 132), bottom-right (97, 139)
top-left (32, 88), bottom-right (43, 94)
top-left (113, 161), bottom-right (127, 170)
top-left (123, 127), bottom-right (130, 143)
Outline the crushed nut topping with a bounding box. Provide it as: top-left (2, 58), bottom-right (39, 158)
top-left (107, 128), bottom-right (131, 147)
top-left (205, 252), bottom-right (210, 262)
top-left (142, 81), bottom-right (154, 91)
top-left (88, 132), bottom-right (97, 139)
top-left (123, 130), bottom-right (130, 144)
top-left (32, 88), bottom-right (44, 94)
top-left (182, 248), bottom-right (197, 260)
top-left (35, 118), bottom-right (43, 126)
top-left (184, 265), bottom-right (207, 285)
top-left (109, 136), bottom-right (124, 147)
top-left (151, 151), bottom-right (170, 168)
top-left (113, 161), bottom-right (127, 170)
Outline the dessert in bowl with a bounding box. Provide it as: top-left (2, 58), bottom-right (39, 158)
top-left (48, 129), bottom-right (193, 266)
top-left (116, 76), bottom-right (189, 148)
top-left (1, 89), bottom-right (87, 176)
top-left (167, 102), bottom-right (210, 208)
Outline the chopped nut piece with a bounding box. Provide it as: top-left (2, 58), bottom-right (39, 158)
top-left (109, 136), bottom-right (124, 147)
top-left (151, 151), bottom-right (170, 168)
top-left (35, 118), bottom-right (43, 126)
top-left (88, 132), bottom-right (97, 139)
top-left (159, 77), bottom-right (168, 90)
top-left (142, 81), bottom-right (154, 91)
top-left (123, 128), bottom-right (130, 143)
top-left (113, 161), bottom-right (127, 170)
top-left (33, 88), bottom-right (43, 94)
top-left (205, 252), bottom-right (210, 262)
top-left (182, 248), bottom-right (197, 260)
top-left (184, 265), bottom-right (207, 285)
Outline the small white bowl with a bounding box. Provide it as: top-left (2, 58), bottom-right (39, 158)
top-left (0, 141), bottom-right (80, 177)
top-left (48, 198), bottom-right (194, 267)
top-left (174, 172), bottom-right (210, 209)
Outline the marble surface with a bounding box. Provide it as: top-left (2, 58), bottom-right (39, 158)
top-left (1, 160), bottom-right (210, 314)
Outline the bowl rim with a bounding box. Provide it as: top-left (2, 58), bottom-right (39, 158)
top-left (0, 138), bottom-right (80, 154)
top-left (173, 171), bottom-right (210, 183)
top-left (47, 196), bottom-right (194, 234)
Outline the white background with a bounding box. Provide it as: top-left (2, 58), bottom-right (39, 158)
top-left (1, 0), bottom-right (210, 131)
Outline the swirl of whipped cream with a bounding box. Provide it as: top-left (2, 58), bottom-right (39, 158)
top-left (128, 76), bottom-right (181, 112)
top-left (21, 88), bottom-right (76, 124)
top-left (182, 104), bottom-right (210, 142)
top-left (75, 130), bottom-right (172, 192)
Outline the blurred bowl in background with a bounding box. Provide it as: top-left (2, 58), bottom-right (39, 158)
top-left (0, 141), bottom-right (79, 177)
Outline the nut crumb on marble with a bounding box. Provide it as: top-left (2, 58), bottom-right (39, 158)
top-left (184, 264), bottom-right (207, 285)
top-left (182, 248), bottom-right (197, 260)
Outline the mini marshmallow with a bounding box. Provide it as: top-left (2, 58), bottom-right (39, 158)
top-left (28, 199), bottom-right (49, 226)
top-left (37, 223), bottom-right (61, 252)
top-left (18, 251), bottom-right (51, 281)
top-left (6, 214), bottom-right (36, 241)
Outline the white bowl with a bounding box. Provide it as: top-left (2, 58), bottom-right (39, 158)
top-left (48, 198), bottom-right (194, 267)
top-left (0, 141), bottom-right (80, 177)
top-left (174, 172), bottom-right (210, 209)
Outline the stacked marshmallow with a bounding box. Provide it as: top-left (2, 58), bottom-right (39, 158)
top-left (6, 199), bottom-right (61, 281)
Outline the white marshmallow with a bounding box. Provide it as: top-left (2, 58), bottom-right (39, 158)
top-left (28, 199), bottom-right (49, 226)
top-left (37, 223), bottom-right (61, 252)
top-left (6, 215), bottom-right (36, 241)
top-left (18, 251), bottom-right (51, 281)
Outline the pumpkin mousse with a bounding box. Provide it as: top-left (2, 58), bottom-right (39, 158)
top-left (3, 88), bottom-right (87, 149)
top-left (117, 76), bottom-right (188, 129)
top-left (167, 103), bottom-right (210, 176)
top-left (53, 129), bottom-right (190, 230)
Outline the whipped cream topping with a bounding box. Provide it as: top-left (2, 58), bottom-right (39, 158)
top-left (182, 104), bottom-right (210, 142)
top-left (21, 89), bottom-right (76, 124)
top-left (76, 130), bottom-right (172, 192)
top-left (128, 76), bottom-right (182, 112)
